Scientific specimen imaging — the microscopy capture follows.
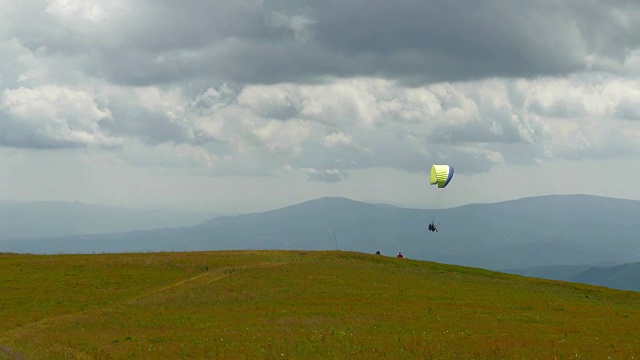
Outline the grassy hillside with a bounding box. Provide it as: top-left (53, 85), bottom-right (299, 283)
top-left (1, 251), bottom-right (638, 359)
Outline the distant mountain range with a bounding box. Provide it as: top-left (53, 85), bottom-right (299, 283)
top-left (1, 194), bottom-right (638, 291)
top-left (506, 262), bottom-right (640, 292)
top-left (0, 201), bottom-right (211, 239)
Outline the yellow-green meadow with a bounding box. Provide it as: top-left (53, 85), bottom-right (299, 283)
top-left (1, 251), bottom-right (638, 359)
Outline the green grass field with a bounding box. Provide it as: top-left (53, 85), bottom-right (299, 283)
top-left (1, 250), bottom-right (638, 359)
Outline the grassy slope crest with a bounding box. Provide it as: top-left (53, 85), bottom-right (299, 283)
top-left (1, 250), bottom-right (639, 359)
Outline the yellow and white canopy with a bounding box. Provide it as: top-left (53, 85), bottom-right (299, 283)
top-left (430, 164), bottom-right (454, 189)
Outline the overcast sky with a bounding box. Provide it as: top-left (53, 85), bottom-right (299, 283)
top-left (1, 0), bottom-right (639, 213)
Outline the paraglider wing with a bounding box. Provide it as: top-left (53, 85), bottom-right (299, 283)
top-left (430, 164), bottom-right (454, 188)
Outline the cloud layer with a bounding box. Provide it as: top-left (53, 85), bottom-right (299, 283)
top-left (1, 0), bottom-right (639, 183)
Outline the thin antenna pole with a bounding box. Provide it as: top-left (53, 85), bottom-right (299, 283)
top-left (326, 229), bottom-right (338, 250)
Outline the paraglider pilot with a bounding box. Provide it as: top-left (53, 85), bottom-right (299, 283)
top-left (428, 222), bottom-right (438, 232)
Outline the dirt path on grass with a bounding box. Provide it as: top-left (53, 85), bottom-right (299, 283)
top-left (0, 345), bottom-right (25, 360)
top-left (0, 268), bottom-right (240, 360)
top-left (124, 261), bottom-right (288, 304)
top-left (1, 261), bottom-right (288, 337)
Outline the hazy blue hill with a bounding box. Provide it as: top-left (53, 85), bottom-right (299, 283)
top-left (0, 201), bottom-right (210, 240)
top-left (444, 195), bottom-right (639, 249)
top-left (197, 197), bottom-right (427, 251)
top-left (458, 240), bottom-right (633, 270)
top-left (570, 262), bottom-right (640, 292)
top-left (505, 262), bottom-right (640, 292)
top-left (503, 265), bottom-right (591, 281)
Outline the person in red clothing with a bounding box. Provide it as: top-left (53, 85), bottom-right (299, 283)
top-left (397, 252), bottom-right (404, 258)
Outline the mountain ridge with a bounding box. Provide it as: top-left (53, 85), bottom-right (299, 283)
top-left (0, 200), bottom-right (212, 239)
top-left (505, 262), bottom-right (640, 292)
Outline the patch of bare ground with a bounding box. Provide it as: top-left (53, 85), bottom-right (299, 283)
top-left (0, 346), bottom-right (24, 360)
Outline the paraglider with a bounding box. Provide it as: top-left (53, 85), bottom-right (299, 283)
top-left (430, 164), bottom-right (454, 189)
top-left (428, 164), bottom-right (454, 232)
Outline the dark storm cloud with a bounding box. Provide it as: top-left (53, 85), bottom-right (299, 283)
top-left (14, 0), bottom-right (636, 87)
top-left (157, 0), bottom-right (638, 84)
top-left (282, 0), bottom-right (637, 84)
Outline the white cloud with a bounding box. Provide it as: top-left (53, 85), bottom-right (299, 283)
top-left (2, 74), bottom-right (636, 180)
top-left (323, 132), bottom-right (352, 147)
top-left (303, 167), bottom-right (347, 183)
top-left (0, 38), bottom-right (45, 88)
top-left (96, 76), bottom-right (640, 177)
top-left (0, 85), bottom-right (117, 148)
top-left (250, 119), bottom-right (311, 155)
